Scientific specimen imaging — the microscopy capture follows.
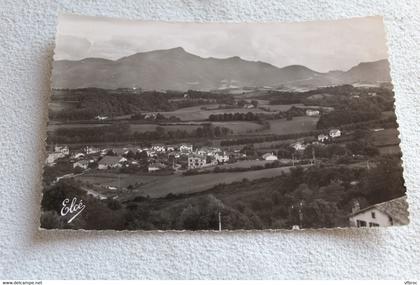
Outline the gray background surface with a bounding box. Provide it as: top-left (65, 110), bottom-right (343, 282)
top-left (0, 0), bottom-right (419, 279)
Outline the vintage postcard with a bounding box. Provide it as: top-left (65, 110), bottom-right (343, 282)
top-left (40, 14), bottom-right (409, 230)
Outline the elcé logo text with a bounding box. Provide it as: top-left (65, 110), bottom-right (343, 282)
top-left (60, 197), bottom-right (86, 223)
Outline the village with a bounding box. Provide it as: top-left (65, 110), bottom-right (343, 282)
top-left (46, 126), bottom-right (343, 178)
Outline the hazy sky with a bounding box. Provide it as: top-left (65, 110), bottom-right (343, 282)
top-left (55, 14), bottom-right (389, 72)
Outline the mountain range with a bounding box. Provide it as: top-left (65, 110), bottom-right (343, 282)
top-left (52, 47), bottom-right (391, 91)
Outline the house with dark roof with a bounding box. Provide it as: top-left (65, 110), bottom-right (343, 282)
top-left (348, 196), bottom-right (409, 227)
top-left (98, 156), bottom-right (125, 170)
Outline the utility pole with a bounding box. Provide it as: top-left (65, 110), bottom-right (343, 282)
top-left (312, 147), bottom-right (316, 166)
top-left (218, 211), bottom-right (222, 231)
top-left (298, 200), bottom-right (304, 229)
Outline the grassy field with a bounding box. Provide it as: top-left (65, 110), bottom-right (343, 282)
top-left (49, 121), bottom-right (263, 135)
top-left (48, 101), bottom-right (79, 112)
top-left (371, 128), bottom-right (400, 146)
top-left (262, 116), bottom-right (319, 135)
top-left (129, 124), bottom-right (199, 133)
top-left (378, 145), bottom-right (402, 155)
top-left (75, 166), bottom-right (299, 198)
top-left (258, 103), bottom-right (303, 112)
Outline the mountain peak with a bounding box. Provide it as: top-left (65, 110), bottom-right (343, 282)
top-left (168, 46), bottom-right (185, 52)
top-left (53, 50), bottom-right (390, 90)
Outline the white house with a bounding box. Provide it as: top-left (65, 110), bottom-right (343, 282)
top-left (95, 115), bottom-right (108, 120)
top-left (166, 145), bottom-right (176, 152)
top-left (215, 152), bottom-right (229, 163)
top-left (73, 153), bottom-right (85, 159)
top-left (180, 144), bottom-right (193, 153)
top-left (348, 196), bottom-right (409, 227)
top-left (262, 153), bottom-right (278, 161)
top-left (290, 141), bottom-right (307, 151)
top-left (305, 109), bottom-right (320, 116)
top-left (100, 148), bottom-right (110, 156)
top-left (152, 144), bottom-right (166, 153)
top-left (329, 129), bottom-right (341, 138)
top-left (54, 145), bottom-right (69, 155)
top-left (45, 152), bottom-right (65, 166)
top-left (73, 160), bottom-right (89, 170)
top-left (187, 155), bottom-right (207, 169)
top-left (197, 147), bottom-right (221, 156)
top-left (83, 146), bottom-right (100, 155)
top-left (317, 134), bottom-right (329, 143)
top-left (144, 113), bottom-right (157, 120)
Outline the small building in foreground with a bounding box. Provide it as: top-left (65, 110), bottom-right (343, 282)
top-left (188, 155), bottom-right (207, 169)
top-left (98, 156), bottom-right (124, 170)
top-left (180, 144), bottom-right (194, 153)
top-left (317, 134), bottom-right (329, 143)
top-left (306, 109), bottom-right (320, 116)
top-left (329, 129), bottom-right (342, 138)
top-left (348, 196), bottom-right (409, 228)
top-left (73, 160), bottom-right (89, 170)
top-left (262, 153), bottom-right (278, 161)
top-left (290, 141), bottom-right (306, 151)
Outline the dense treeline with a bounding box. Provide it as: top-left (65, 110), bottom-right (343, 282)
top-left (50, 88), bottom-right (235, 121)
top-left (268, 84), bottom-right (394, 106)
top-left (209, 112), bottom-right (261, 121)
top-left (317, 96), bottom-right (393, 129)
top-left (130, 112), bottom-right (181, 122)
top-left (207, 107), bottom-right (306, 122)
top-left (220, 130), bottom-right (320, 146)
top-left (49, 123), bottom-right (232, 144)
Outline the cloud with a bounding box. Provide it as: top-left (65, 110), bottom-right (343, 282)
top-left (54, 15), bottom-right (388, 72)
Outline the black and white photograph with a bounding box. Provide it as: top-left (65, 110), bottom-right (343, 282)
top-left (40, 14), bottom-right (409, 230)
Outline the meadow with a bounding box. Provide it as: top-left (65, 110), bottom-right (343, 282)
top-left (262, 116), bottom-right (319, 135)
top-left (75, 166), bottom-right (298, 198)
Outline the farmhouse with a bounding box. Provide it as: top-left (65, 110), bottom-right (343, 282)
top-left (54, 145), bottom-right (69, 155)
top-left (317, 134), bottom-right (329, 142)
top-left (215, 152), bottom-right (229, 163)
top-left (262, 153), bottom-right (278, 161)
top-left (180, 144), bottom-right (193, 153)
top-left (100, 148), bottom-right (110, 156)
top-left (290, 141), bottom-right (306, 151)
top-left (45, 152), bottom-right (66, 166)
top-left (73, 160), bottom-right (89, 169)
top-left (329, 129), bottom-right (341, 138)
top-left (73, 153), bottom-right (85, 159)
top-left (83, 146), bottom-right (100, 155)
top-left (166, 145), bottom-right (176, 152)
top-left (95, 115), bottom-right (108, 120)
top-left (197, 147), bottom-right (221, 156)
top-left (152, 144), bottom-right (166, 152)
top-left (144, 113), bottom-right (157, 120)
top-left (305, 109), bottom-right (320, 116)
top-left (98, 156), bottom-right (124, 170)
top-left (348, 196), bottom-right (409, 227)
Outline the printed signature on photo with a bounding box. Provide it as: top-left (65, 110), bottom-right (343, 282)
top-left (60, 197), bottom-right (86, 223)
